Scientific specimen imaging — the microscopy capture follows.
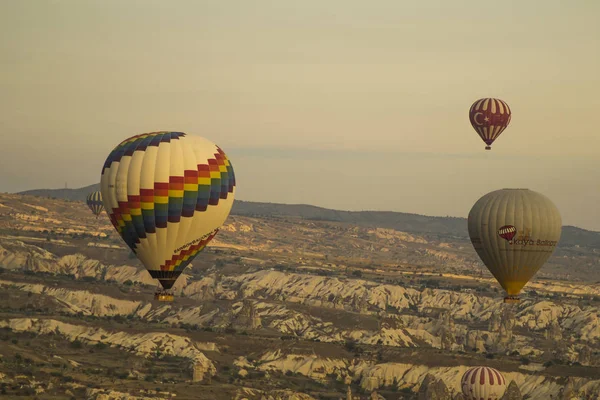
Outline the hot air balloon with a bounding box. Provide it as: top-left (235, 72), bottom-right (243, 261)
top-left (100, 131), bottom-right (236, 302)
top-left (468, 189), bottom-right (561, 303)
top-left (86, 191), bottom-right (105, 218)
top-left (461, 366), bottom-right (507, 400)
top-left (469, 98), bottom-right (511, 150)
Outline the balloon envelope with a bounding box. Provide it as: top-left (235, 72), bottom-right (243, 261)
top-left (469, 98), bottom-right (511, 150)
top-left (100, 131), bottom-right (236, 295)
top-left (461, 366), bottom-right (507, 400)
top-left (86, 191), bottom-right (104, 217)
top-left (468, 189), bottom-right (561, 300)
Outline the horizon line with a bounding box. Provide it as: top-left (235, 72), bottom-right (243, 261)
top-left (12, 184), bottom-right (600, 233)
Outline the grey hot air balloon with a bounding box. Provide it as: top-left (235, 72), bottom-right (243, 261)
top-left (467, 189), bottom-right (562, 303)
top-left (86, 191), bottom-right (104, 218)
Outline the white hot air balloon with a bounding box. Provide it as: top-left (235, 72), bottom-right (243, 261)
top-left (468, 188), bottom-right (562, 303)
top-left (100, 131), bottom-right (236, 302)
top-left (461, 366), bottom-right (507, 400)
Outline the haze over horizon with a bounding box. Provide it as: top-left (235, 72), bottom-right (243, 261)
top-left (2, 1), bottom-right (599, 230)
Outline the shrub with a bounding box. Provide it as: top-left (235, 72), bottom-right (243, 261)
top-left (352, 270), bottom-right (362, 278)
top-left (344, 340), bottom-right (357, 352)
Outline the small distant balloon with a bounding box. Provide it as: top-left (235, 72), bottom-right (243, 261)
top-left (461, 366), bottom-right (507, 400)
top-left (100, 131), bottom-right (236, 302)
top-left (469, 98), bottom-right (511, 150)
top-left (86, 191), bottom-right (104, 218)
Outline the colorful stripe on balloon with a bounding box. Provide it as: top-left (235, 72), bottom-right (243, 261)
top-left (159, 229), bottom-right (219, 272)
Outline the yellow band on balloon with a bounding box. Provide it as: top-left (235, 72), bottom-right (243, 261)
top-left (504, 281), bottom-right (528, 296)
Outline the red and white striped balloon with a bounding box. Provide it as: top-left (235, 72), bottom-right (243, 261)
top-left (469, 98), bottom-right (512, 150)
top-left (461, 366), bottom-right (507, 400)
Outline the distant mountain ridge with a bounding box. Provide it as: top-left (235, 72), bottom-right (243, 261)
top-left (19, 184), bottom-right (101, 202)
top-left (17, 184), bottom-right (600, 248)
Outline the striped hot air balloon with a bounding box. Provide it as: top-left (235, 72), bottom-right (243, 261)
top-left (461, 366), bottom-right (507, 400)
top-left (86, 191), bottom-right (105, 218)
top-left (469, 98), bottom-right (511, 150)
top-left (498, 225), bottom-right (517, 241)
top-left (100, 131), bottom-right (236, 302)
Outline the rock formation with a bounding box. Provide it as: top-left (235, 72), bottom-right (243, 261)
top-left (440, 328), bottom-right (456, 351)
top-left (502, 306), bottom-right (516, 330)
top-left (439, 311), bottom-right (455, 332)
top-left (465, 330), bottom-right (486, 353)
top-left (578, 345), bottom-right (592, 366)
top-left (232, 299), bottom-right (262, 330)
top-left (369, 390), bottom-right (386, 400)
top-left (545, 319), bottom-right (563, 342)
top-left (497, 320), bottom-right (513, 345)
top-left (417, 373), bottom-right (452, 400)
top-left (496, 306), bottom-right (515, 347)
top-left (488, 311), bottom-right (501, 332)
top-left (501, 380), bottom-right (523, 400)
top-left (192, 360), bottom-right (212, 382)
top-left (346, 386), bottom-right (354, 400)
top-left (352, 292), bottom-right (369, 313)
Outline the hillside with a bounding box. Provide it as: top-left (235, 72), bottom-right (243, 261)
top-left (19, 183), bottom-right (101, 202)
top-left (18, 184), bottom-right (600, 249)
top-left (0, 192), bottom-right (599, 399)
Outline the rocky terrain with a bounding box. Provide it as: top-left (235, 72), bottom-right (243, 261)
top-left (0, 191), bottom-right (599, 399)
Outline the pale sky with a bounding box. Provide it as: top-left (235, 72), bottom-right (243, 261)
top-left (1, 1), bottom-right (599, 230)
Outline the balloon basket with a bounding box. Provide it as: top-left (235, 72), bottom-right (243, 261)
top-left (485, 146), bottom-right (491, 150)
top-left (154, 291), bottom-right (174, 302)
top-left (503, 296), bottom-right (520, 304)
